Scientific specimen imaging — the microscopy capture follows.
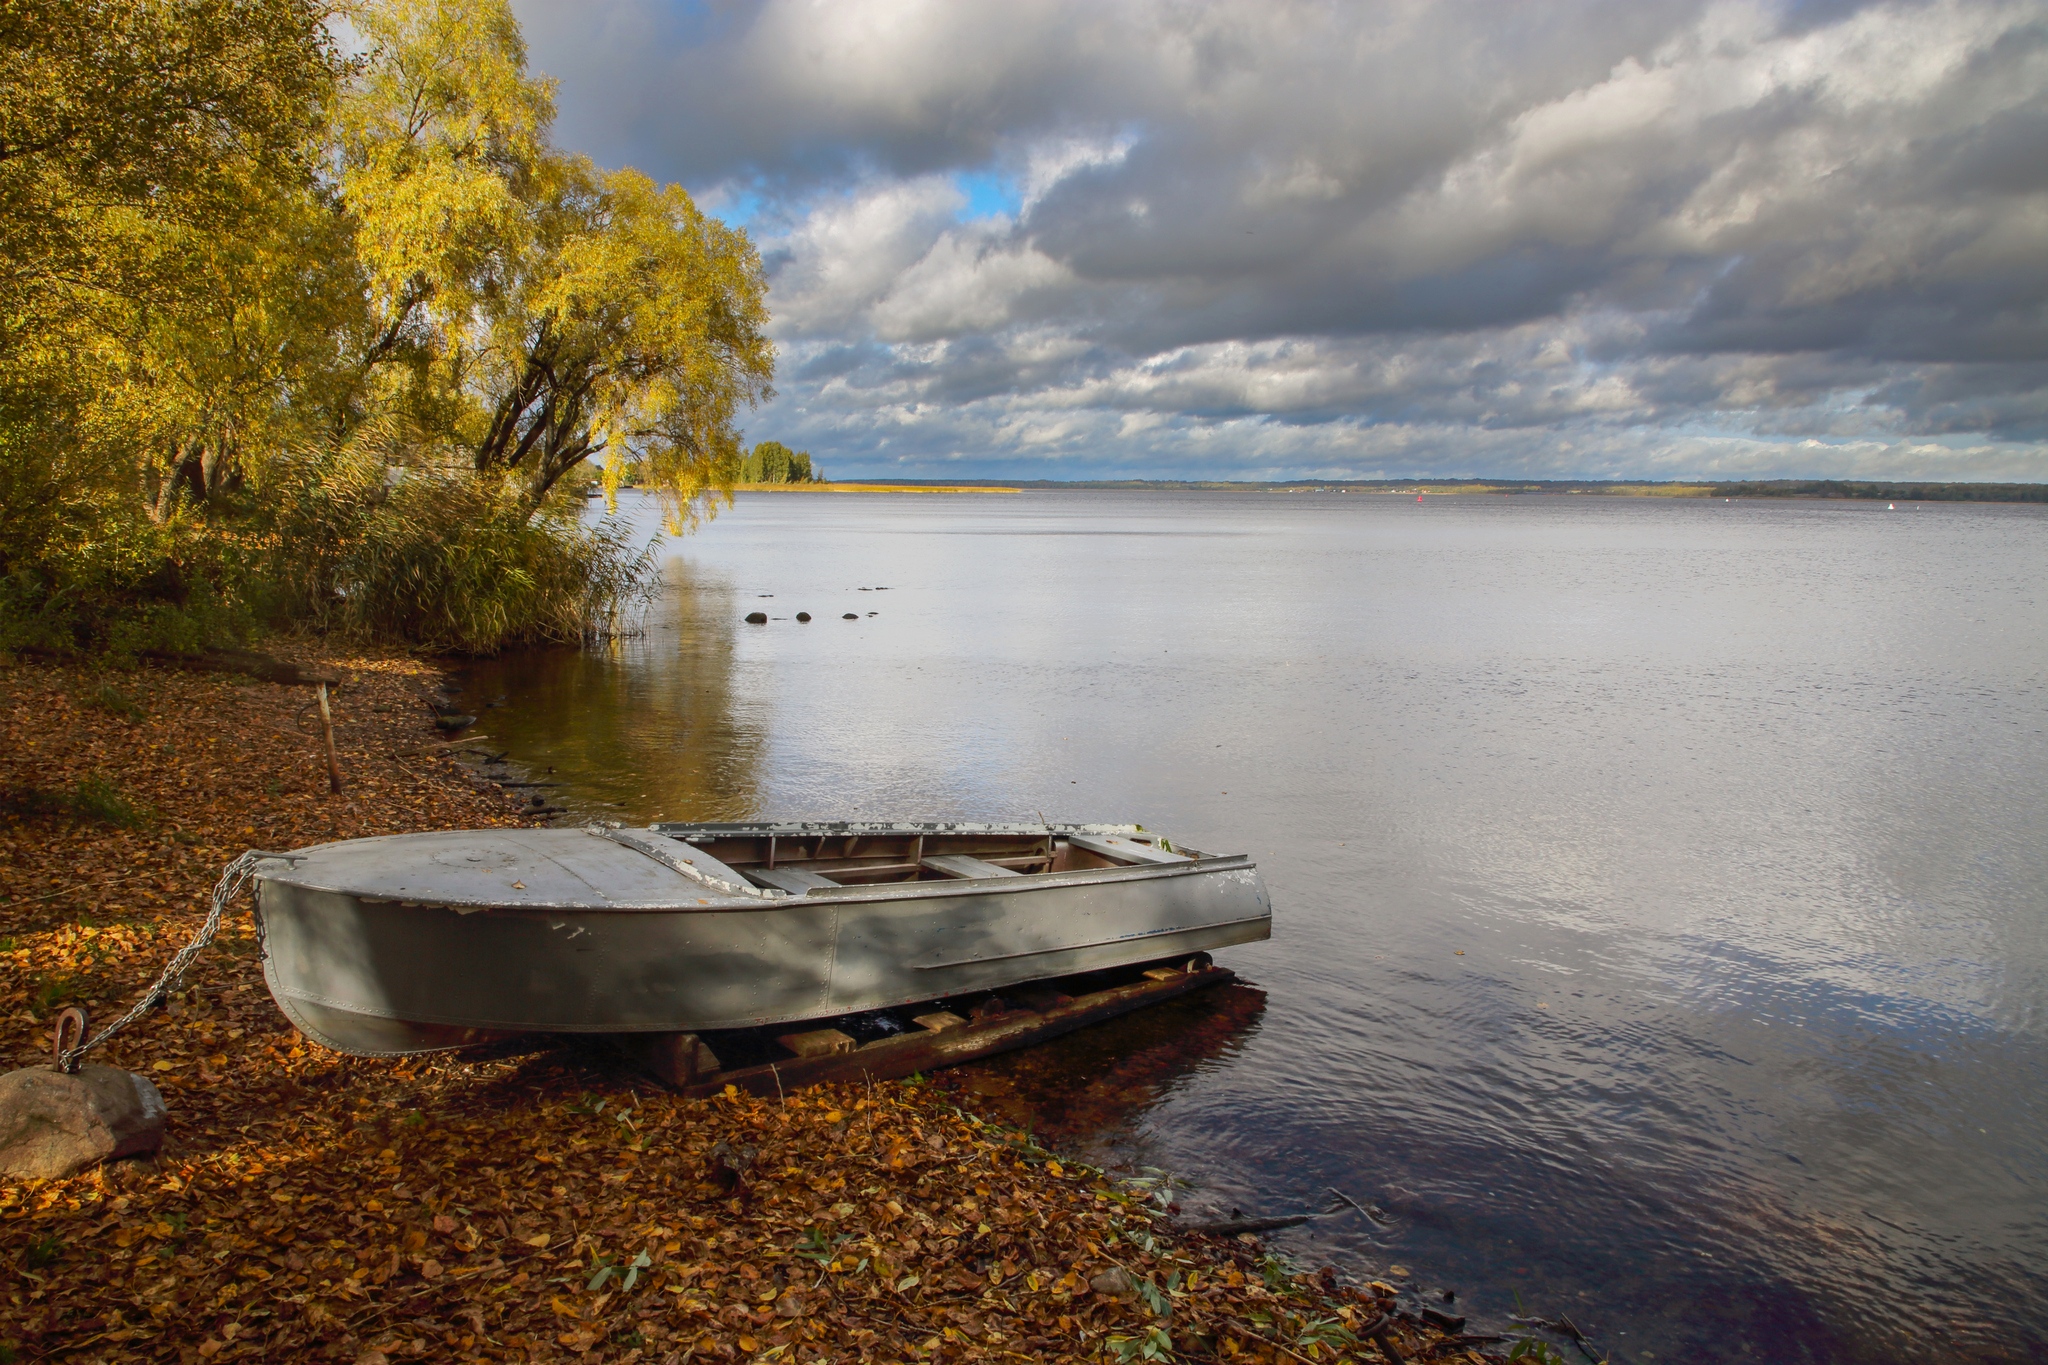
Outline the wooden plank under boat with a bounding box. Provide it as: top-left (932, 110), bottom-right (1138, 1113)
top-left (251, 821), bottom-right (1272, 1058)
top-left (616, 956), bottom-right (1236, 1096)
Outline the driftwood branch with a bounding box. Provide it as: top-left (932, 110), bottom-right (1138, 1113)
top-left (145, 648), bottom-right (340, 686)
top-left (1174, 1213), bottom-right (1317, 1235)
top-left (1328, 1186), bottom-right (1396, 1225)
top-left (389, 736), bottom-right (492, 758)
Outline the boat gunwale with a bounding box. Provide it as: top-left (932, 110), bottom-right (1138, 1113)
top-left (650, 820), bottom-right (1147, 838)
top-left (259, 849), bottom-right (1259, 915)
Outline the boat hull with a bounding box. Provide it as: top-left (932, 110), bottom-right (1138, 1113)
top-left (254, 830), bottom-right (1270, 1056)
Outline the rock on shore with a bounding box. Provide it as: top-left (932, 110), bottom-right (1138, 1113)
top-left (0, 1064), bottom-right (165, 1179)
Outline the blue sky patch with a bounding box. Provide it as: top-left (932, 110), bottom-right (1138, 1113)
top-left (955, 170), bottom-right (1023, 222)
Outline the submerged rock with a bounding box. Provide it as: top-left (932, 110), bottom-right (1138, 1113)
top-left (432, 714), bottom-right (476, 731)
top-left (0, 1064), bottom-right (167, 1179)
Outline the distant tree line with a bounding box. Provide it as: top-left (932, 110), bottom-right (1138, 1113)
top-left (1703, 481), bottom-right (2048, 502)
top-left (739, 441), bottom-right (822, 484)
top-left (887, 478), bottom-right (2047, 501)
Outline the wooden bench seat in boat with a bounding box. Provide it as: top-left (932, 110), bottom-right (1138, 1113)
top-left (1065, 832), bottom-right (1192, 865)
top-left (920, 853), bottom-right (1023, 880)
top-left (746, 865), bottom-right (843, 894)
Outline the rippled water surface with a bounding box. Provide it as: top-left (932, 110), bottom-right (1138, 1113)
top-left (461, 491), bottom-right (2048, 1363)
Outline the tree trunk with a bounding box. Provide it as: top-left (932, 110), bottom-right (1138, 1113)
top-left (145, 441), bottom-right (203, 524)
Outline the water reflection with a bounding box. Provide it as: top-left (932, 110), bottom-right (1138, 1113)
top-left (927, 982), bottom-right (1268, 1155)
top-left (465, 491), bottom-right (2048, 1365)
top-left (456, 558), bottom-right (765, 821)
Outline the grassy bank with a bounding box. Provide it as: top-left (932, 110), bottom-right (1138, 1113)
top-left (0, 653), bottom-right (1493, 1364)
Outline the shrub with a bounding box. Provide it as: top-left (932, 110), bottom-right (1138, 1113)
top-left (85, 682), bottom-right (146, 721)
top-left (0, 528), bottom-right (256, 662)
top-left (270, 454), bottom-right (655, 655)
top-left (69, 773), bottom-right (154, 828)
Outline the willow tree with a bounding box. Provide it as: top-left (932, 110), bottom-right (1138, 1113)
top-left (0, 0), bottom-right (337, 348)
top-left (337, 0), bottom-right (773, 531)
top-left (0, 0), bottom-right (342, 654)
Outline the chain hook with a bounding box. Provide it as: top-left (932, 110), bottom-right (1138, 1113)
top-left (52, 1005), bottom-right (90, 1073)
top-left (53, 849), bottom-right (291, 1073)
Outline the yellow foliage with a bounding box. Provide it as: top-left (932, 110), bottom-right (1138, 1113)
top-left (337, 0), bottom-right (773, 528)
top-left (1, 0), bottom-right (774, 654)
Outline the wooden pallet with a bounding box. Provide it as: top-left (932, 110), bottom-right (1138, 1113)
top-left (617, 961), bottom-right (1234, 1097)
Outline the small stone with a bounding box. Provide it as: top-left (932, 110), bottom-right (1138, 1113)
top-left (842, 612), bottom-right (857, 620)
top-left (745, 611), bottom-right (768, 624)
top-left (1090, 1268), bottom-right (1137, 1300)
top-left (795, 612), bottom-right (811, 622)
top-left (431, 714), bottom-right (476, 731)
top-left (0, 1064), bottom-right (166, 1179)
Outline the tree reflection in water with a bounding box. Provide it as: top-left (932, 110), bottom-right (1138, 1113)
top-left (455, 558), bottom-right (767, 823)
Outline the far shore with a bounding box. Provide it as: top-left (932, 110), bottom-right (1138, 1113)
top-left (671, 477), bottom-right (2048, 502)
top-left (732, 481), bottom-right (1022, 494)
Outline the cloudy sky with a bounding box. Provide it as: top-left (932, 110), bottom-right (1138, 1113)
top-left (512, 0), bottom-right (2048, 482)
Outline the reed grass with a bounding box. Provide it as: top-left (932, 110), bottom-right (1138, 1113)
top-left (268, 438), bottom-right (657, 655)
top-left (331, 476), bottom-right (655, 654)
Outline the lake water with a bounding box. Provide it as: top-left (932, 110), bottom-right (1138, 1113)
top-left (459, 490), bottom-right (2048, 1364)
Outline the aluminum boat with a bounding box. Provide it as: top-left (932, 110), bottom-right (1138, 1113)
top-left (252, 821), bottom-right (1272, 1058)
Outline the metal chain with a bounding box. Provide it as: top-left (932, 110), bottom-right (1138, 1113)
top-left (55, 849), bottom-right (290, 1073)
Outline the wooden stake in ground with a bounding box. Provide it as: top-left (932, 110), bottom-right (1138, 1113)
top-left (316, 682), bottom-right (344, 795)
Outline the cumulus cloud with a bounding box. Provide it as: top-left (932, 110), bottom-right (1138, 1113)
top-left (513, 0), bottom-right (2048, 479)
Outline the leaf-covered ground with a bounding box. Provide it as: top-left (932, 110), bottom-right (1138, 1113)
top-left (0, 652), bottom-right (1485, 1364)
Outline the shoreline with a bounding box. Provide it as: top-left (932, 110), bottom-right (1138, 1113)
top-left (0, 648), bottom-right (1495, 1364)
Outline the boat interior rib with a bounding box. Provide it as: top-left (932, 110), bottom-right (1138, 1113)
top-left (656, 824), bottom-right (1197, 895)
